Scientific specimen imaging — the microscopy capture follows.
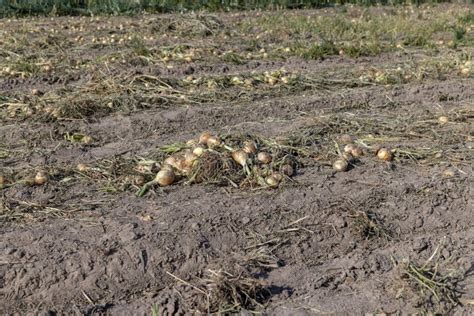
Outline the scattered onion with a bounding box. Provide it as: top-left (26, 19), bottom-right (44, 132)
top-left (265, 174), bottom-right (280, 188)
top-left (81, 135), bottom-right (93, 145)
top-left (76, 163), bottom-right (89, 172)
top-left (257, 152), bottom-right (272, 164)
top-left (155, 169), bottom-right (175, 186)
top-left (438, 116), bottom-right (449, 124)
top-left (34, 171), bottom-right (49, 185)
top-left (333, 159), bottom-right (348, 172)
top-left (377, 148), bottom-right (393, 161)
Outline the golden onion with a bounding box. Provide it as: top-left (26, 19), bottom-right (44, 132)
top-left (155, 169), bottom-right (175, 186)
top-left (333, 159), bottom-right (348, 172)
top-left (377, 148), bottom-right (393, 161)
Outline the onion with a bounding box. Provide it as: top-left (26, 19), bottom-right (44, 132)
top-left (351, 146), bottom-right (364, 158)
top-left (280, 164), bottom-right (294, 176)
top-left (155, 169), bottom-right (175, 186)
top-left (344, 144), bottom-right (356, 154)
top-left (206, 136), bottom-right (221, 148)
top-left (81, 135), bottom-right (93, 145)
top-left (257, 152), bottom-right (272, 164)
top-left (268, 77), bottom-right (277, 85)
top-left (272, 172), bottom-right (283, 182)
top-left (377, 148), bottom-right (393, 161)
top-left (193, 145), bottom-right (206, 157)
top-left (333, 159), bottom-right (348, 172)
top-left (34, 171), bottom-right (49, 185)
top-left (339, 134), bottom-right (354, 144)
top-left (232, 150), bottom-right (248, 167)
top-left (243, 141), bottom-right (257, 155)
top-left (199, 132), bottom-right (212, 144)
top-left (265, 175), bottom-right (280, 188)
top-left (438, 116), bottom-right (449, 124)
top-left (76, 163), bottom-right (89, 172)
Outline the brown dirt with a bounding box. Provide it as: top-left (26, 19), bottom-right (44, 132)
top-left (1, 4), bottom-right (474, 315)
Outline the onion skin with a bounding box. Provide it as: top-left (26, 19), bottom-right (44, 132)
top-left (34, 171), bottom-right (48, 185)
top-left (333, 159), bottom-right (348, 172)
top-left (377, 148), bottom-right (393, 161)
top-left (257, 152), bottom-right (272, 164)
top-left (155, 169), bottom-right (175, 186)
top-left (232, 150), bottom-right (248, 167)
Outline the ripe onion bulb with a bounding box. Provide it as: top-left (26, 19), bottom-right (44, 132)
top-left (232, 150), bottom-right (248, 167)
top-left (333, 159), bottom-right (348, 172)
top-left (377, 148), bottom-right (393, 161)
top-left (34, 171), bottom-right (49, 185)
top-left (155, 169), bottom-right (175, 186)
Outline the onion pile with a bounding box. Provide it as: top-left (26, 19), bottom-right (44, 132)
top-left (137, 132), bottom-right (299, 196)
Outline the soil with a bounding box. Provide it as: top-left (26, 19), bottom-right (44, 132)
top-left (1, 4), bottom-right (473, 315)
